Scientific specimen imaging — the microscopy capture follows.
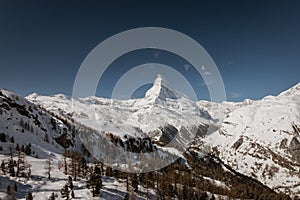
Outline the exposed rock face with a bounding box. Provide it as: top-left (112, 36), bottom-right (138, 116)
top-left (288, 136), bottom-right (300, 162)
top-left (159, 124), bottom-right (178, 144)
top-left (145, 74), bottom-right (181, 102)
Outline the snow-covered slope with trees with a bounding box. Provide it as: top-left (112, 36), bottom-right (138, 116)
top-left (26, 75), bottom-right (300, 197)
top-left (0, 89), bottom-right (160, 199)
top-left (0, 89), bottom-right (76, 156)
top-left (1, 75), bottom-right (299, 199)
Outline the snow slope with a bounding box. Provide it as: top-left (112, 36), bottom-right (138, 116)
top-left (0, 152), bottom-right (157, 200)
top-left (0, 89), bottom-right (71, 156)
top-left (199, 82), bottom-right (300, 196)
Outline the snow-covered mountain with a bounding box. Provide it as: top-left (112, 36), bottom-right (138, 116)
top-left (27, 74), bottom-right (213, 143)
top-left (197, 82), bottom-right (300, 196)
top-left (1, 74), bottom-right (299, 199)
top-left (144, 74), bottom-right (185, 103)
top-left (26, 76), bottom-right (300, 197)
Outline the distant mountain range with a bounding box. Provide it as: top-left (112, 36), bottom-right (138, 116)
top-left (0, 75), bottom-right (299, 198)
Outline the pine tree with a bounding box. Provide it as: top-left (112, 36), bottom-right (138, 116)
top-left (131, 173), bottom-right (139, 193)
top-left (86, 165), bottom-right (102, 197)
top-left (126, 174), bottom-right (129, 191)
top-left (14, 182), bottom-right (17, 192)
top-left (0, 132), bottom-right (6, 142)
top-left (69, 152), bottom-right (79, 181)
top-left (48, 192), bottom-right (55, 200)
top-left (68, 176), bottom-right (73, 190)
top-left (1, 160), bottom-right (6, 174)
top-left (8, 159), bottom-right (15, 177)
top-left (60, 184), bottom-right (70, 200)
top-left (6, 184), bottom-right (16, 200)
top-left (30, 125), bottom-right (34, 133)
top-left (124, 192), bottom-right (130, 200)
top-left (16, 150), bottom-right (31, 177)
top-left (78, 157), bottom-right (87, 177)
top-left (24, 122), bottom-right (29, 131)
top-left (17, 151), bottom-right (26, 177)
top-left (25, 144), bottom-right (31, 155)
top-left (16, 143), bottom-right (20, 151)
top-left (45, 154), bottom-right (52, 179)
top-left (6, 185), bottom-right (11, 195)
top-left (8, 162), bottom-right (15, 177)
top-left (26, 192), bottom-right (33, 200)
top-left (71, 190), bottom-right (75, 199)
top-left (10, 136), bottom-right (14, 143)
top-left (44, 134), bottom-right (49, 143)
top-left (28, 165), bottom-right (31, 177)
top-left (20, 118), bottom-right (24, 127)
top-left (63, 147), bottom-right (68, 175)
top-left (105, 166), bottom-right (113, 176)
top-left (68, 176), bottom-right (74, 198)
top-left (7, 146), bottom-right (15, 177)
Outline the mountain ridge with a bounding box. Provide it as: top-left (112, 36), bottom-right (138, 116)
top-left (1, 77), bottom-right (299, 197)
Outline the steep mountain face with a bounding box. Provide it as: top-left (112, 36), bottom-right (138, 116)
top-left (144, 74), bottom-right (184, 103)
top-left (198, 82), bottom-right (300, 196)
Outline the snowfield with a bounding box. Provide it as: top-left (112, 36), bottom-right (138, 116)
top-left (199, 82), bottom-right (300, 195)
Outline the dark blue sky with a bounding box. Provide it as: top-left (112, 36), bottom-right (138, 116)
top-left (0, 1), bottom-right (299, 101)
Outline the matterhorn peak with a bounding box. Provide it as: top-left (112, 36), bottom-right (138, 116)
top-left (153, 74), bottom-right (166, 87)
top-left (144, 74), bottom-right (182, 102)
